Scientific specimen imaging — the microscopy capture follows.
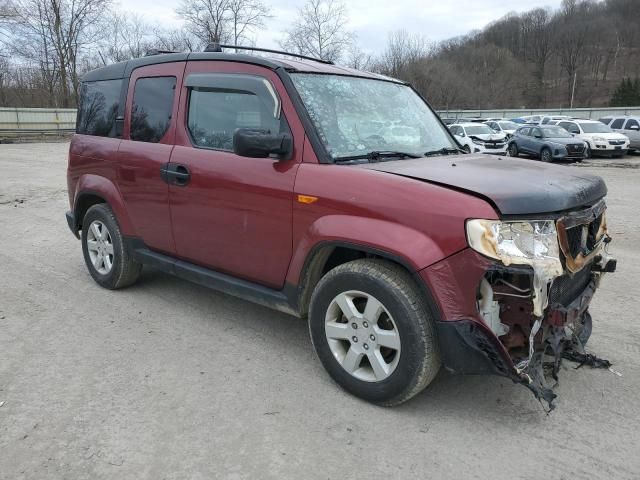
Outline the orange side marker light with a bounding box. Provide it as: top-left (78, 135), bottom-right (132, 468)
top-left (297, 194), bottom-right (318, 204)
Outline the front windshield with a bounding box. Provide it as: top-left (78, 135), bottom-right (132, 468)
top-left (290, 73), bottom-right (456, 159)
top-left (464, 125), bottom-right (494, 135)
top-left (541, 126), bottom-right (572, 138)
top-left (499, 121), bottom-right (518, 130)
top-left (580, 122), bottom-right (611, 134)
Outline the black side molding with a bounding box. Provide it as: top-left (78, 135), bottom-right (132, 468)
top-left (127, 240), bottom-right (299, 317)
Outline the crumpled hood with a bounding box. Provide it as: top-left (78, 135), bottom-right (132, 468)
top-left (359, 154), bottom-right (607, 215)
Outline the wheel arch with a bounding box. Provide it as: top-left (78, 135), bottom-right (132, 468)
top-left (293, 241), bottom-right (440, 320)
top-left (72, 174), bottom-right (136, 236)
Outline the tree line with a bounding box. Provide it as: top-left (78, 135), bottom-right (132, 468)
top-left (0, 0), bottom-right (639, 109)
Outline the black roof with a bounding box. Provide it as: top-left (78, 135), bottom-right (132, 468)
top-left (82, 51), bottom-right (401, 83)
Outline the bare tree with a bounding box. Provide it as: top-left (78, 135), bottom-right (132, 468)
top-left (3, 0), bottom-right (110, 107)
top-left (228, 0), bottom-right (270, 46)
top-left (377, 30), bottom-right (431, 78)
top-left (279, 0), bottom-right (353, 62)
top-left (344, 43), bottom-right (372, 70)
top-left (176, 0), bottom-right (270, 46)
top-left (176, 0), bottom-right (231, 44)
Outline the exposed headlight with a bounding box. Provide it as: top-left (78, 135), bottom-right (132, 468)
top-left (466, 219), bottom-right (563, 274)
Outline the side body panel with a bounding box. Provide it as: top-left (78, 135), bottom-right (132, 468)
top-left (285, 161), bottom-right (499, 286)
top-left (169, 61), bottom-right (305, 289)
top-left (116, 62), bottom-right (186, 254)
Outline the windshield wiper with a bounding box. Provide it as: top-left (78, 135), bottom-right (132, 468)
top-left (333, 150), bottom-right (421, 164)
top-left (423, 147), bottom-right (464, 157)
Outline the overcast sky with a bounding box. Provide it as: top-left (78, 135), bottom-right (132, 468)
top-left (118, 0), bottom-right (565, 53)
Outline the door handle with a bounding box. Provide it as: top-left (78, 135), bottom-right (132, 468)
top-left (172, 165), bottom-right (190, 186)
top-left (160, 163), bottom-right (191, 186)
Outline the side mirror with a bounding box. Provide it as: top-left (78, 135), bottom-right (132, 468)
top-left (233, 128), bottom-right (292, 159)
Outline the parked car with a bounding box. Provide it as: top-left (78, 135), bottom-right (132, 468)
top-left (440, 117), bottom-right (457, 125)
top-left (540, 115), bottom-right (571, 125)
top-left (485, 120), bottom-right (519, 138)
top-left (519, 115), bottom-right (543, 124)
top-left (449, 123), bottom-right (508, 154)
top-left (557, 119), bottom-right (629, 158)
top-left (65, 44), bottom-right (616, 410)
top-left (508, 125), bottom-right (588, 162)
top-left (598, 116), bottom-right (640, 152)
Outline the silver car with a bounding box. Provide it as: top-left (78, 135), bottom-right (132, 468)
top-left (599, 116), bottom-right (640, 151)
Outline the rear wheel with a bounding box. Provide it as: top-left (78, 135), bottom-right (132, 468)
top-left (309, 259), bottom-right (441, 406)
top-left (540, 147), bottom-right (552, 162)
top-left (508, 143), bottom-right (518, 157)
top-left (81, 204), bottom-right (142, 289)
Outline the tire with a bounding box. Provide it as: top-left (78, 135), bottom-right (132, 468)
top-left (462, 144), bottom-right (471, 153)
top-left (308, 259), bottom-right (441, 406)
top-left (540, 147), bottom-right (552, 163)
top-left (585, 146), bottom-right (592, 159)
top-left (81, 203), bottom-right (142, 289)
top-left (508, 143), bottom-right (518, 157)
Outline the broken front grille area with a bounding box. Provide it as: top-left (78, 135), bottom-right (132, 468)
top-left (564, 212), bottom-right (604, 258)
top-left (556, 200), bottom-right (607, 273)
top-left (548, 266), bottom-right (592, 306)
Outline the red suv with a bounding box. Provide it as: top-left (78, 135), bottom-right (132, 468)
top-left (66, 45), bottom-right (616, 409)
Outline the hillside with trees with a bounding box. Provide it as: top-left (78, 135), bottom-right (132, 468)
top-left (0, 0), bottom-right (639, 109)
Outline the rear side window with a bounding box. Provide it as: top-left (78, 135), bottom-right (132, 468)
top-left (624, 119), bottom-right (639, 129)
top-left (76, 79), bottom-right (122, 137)
top-left (130, 76), bottom-right (176, 143)
top-left (541, 117), bottom-right (550, 125)
top-left (610, 118), bottom-right (625, 129)
top-left (598, 117), bottom-right (612, 125)
top-left (186, 74), bottom-right (286, 151)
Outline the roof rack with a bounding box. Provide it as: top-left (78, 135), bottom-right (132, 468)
top-left (204, 43), bottom-right (334, 65)
top-left (145, 49), bottom-right (180, 56)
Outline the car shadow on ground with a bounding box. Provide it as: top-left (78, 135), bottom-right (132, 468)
top-left (129, 268), bottom-right (553, 421)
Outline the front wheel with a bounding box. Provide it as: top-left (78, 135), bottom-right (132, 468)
top-left (508, 143), bottom-right (519, 157)
top-left (309, 259), bottom-right (441, 406)
top-left (540, 147), bottom-right (553, 163)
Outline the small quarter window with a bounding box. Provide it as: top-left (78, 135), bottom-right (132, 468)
top-left (77, 79), bottom-right (123, 137)
top-left (130, 76), bottom-right (176, 143)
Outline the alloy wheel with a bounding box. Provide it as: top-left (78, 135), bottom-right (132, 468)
top-left (324, 290), bottom-right (401, 382)
top-left (86, 220), bottom-right (114, 275)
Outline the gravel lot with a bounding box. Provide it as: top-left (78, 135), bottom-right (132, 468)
top-left (1, 143), bottom-right (639, 480)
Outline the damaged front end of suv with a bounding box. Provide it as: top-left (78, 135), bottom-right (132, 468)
top-left (426, 199), bottom-right (616, 411)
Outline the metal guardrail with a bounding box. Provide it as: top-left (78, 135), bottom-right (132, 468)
top-left (437, 106), bottom-right (640, 120)
top-left (0, 107), bottom-right (76, 135)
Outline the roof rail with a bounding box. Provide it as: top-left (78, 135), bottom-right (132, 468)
top-left (203, 43), bottom-right (334, 65)
top-left (145, 49), bottom-right (180, 56)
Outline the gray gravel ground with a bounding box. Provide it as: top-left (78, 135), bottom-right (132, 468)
top-left (1, 143), bottom-right (639, 480)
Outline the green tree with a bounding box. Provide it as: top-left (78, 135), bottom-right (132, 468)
top-left (610, 77), bottom-right (640, 106)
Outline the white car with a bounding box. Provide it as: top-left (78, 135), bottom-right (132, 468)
top-left (449, 123), bottom-right (508, 155)
top-left (599, 115), bottom-right (640, 152)
top-left (484, 120), bottom-right (519, 138)
top-left (557, 119), bottom-right (630, 158)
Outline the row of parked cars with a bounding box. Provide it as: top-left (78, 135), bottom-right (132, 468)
top-left (442, 114), bottom-right (639, 162)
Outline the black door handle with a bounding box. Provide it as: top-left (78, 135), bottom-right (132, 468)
top-left (160, 163), bottom-right (191, 186)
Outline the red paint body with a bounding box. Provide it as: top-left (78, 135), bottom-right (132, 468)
top-left (67, 59), bottom-right (498, 318)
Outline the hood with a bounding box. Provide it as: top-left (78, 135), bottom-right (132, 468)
top-left (359, 154), bottom-right (607, 216)
top-left (582, 132), bottom-right (628, 140)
